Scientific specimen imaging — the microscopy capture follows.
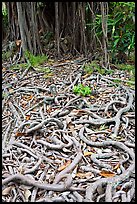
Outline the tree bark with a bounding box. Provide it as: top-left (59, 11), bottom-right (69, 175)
top-left (16, 2), bottom-right (27, 51)
top-left (55, 2), bottom-right (60, 57)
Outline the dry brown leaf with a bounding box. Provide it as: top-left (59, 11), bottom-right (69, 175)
top-left (74, 124), bottom-right (83, 130)
top-left (9, 89), bottom-right (14, 93)
top-left (13, 73), bottom-right (17, 77)
top-left (90, 136), bottom-right (97, 142)
top-left (82, 74), bottom-right (90, 79)
top-left (40, 163), bottom-right (46, 169)
top-left (25, 115), bottom-right (31, 120)
top-left (76, 172), bottom-right (93, 178)
top-left (46, 105), bottom-right (52, 113)
top-left (66, 116), bottom-right (72, 124)
top-left (20, 100), bottom-right (28, 107)
top-left (106, 129), bottom-right (112, 132)
top-left (106, 112), bottom-right (112, 117)
top-left (2, 67), bottom-right (6, 71)
top-left (99, 170), bottom-right (115, 178)
top-left (2, 186), bottom-right (12, 195)
top-left (90, 95), bottom-right (95, 99)
top-left (113, 162), bottom-right (120, 170)
top-left (70, 109), bottom-right (86, 116)
top-left (26, 95), bottom-right (33, 101)
top-left (84, 151), bottom-right (94, 156)
top-left (15, 132), bottom-right (28, 137)
top-left (58, 160), bottom-right (71, 171)
top-left (68, 124), bottom-right (75, 131)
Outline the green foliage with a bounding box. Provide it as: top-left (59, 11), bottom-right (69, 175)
top-left (2, 3), bottom-right (8, 32)
top-left (116, 64), bottom-right (135, 72)
top-left (42, 32), bottom-right (53, 41)
top-left (10, 63), bottom-right (28, 70)
top-left (109, 2), bottom-right (135, 61)
top-left (86, 2), bottom-right (135, 63)
top-left (84, 61), bottom-right (100, 74)
top-left (116, 64), bottom-right (135, 81)
top-left (2, 92), bottom-right (8, 99)
top-left (25, 51), bottom-right (48, 67)
top-left (105, 69), bottom-right (114, 75)
top-left (84, 61), bottom-right (114, 75)
top-left (84, 63), bottom-right (94, 75)
top-left (2, 51), bottom-right (13, 61)
top-left (73, 84), bottom-right (92, 96)
top-left (2, 3), bottom-right (8, 17)
top-left (36, 67), bottom-right (51, 73)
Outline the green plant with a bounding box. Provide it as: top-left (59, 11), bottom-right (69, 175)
top-left (10, 63), bottom-right (28, 70)
top-left (116, 64), bottom-right (135, 80)
top-left (84, 64), bottom-right (93, 75)
top-left (73, 84), bottom-right (92, 96)
top-left (84, 61), bottom-right (113, 75)
top-left (105, 69), bottom-right (114, 75)
top-left (2, 3), bottom-right (8, 38)
top-left (109, 2), bottom-right (135, 62)
top-left (36, 67), bottom-right (51, 73)
top-left (86, 2), bottom-right (135, 63)
top-left (25, 51), bottom-right (48, 67)
top-left (2, 51), bottom-right (13, 61)
top-left (84, 61), bottom-right (100, 74)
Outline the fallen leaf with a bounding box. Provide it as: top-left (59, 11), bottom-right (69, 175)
top-left (113, 162), bottom-right (120, 170)
top-left (82, 74), bottom-right (90, 79)
top-left (74, 124), bottom-right (83, 130)
top-left (46, 105), bottom-right (52, 113)
top-left (24, 189), bottom-right (31, 201)
top-left (13, 74), bottom-right (17, 78)
top-left (68, 124), bottom-right (75, 133)
top-left (25, 95), bottom-right (33, 101)
top-left (43, 73), bottom-right (54, 78)
top-left (90, 95), bottom-right (95, 99)
top-left (58, 160), bottom-right (71, 171)
top-left (89, 147), bottom-right (96, 153)
top-left (40, 163), bottom-right (46, 169)
top-left (90, 136), bottom-right (97, 142)
top-left (9, 89), bottom-right (14, 93)
top-left (76, 172), bottom-right (93, 178)
top-left (15, 132), bottom-right (28, 137)
top-left (25, 115), bottom-right (31, 120)
top-left (2, 186), bottom-right (12, 195)
top-left (70, 109), bottom-right (85, 116)
top-left (106, 112), bottom-right (112, 117)
top-left (99, 170), bottom-right (115, 178)
top-left (106, 129), bottom-right (112, 132)
top-left (2, 67), bottom-right (6, 71)
top-left (66, 116), bottom-right (72, 124)
top-left (84, 151), bottom-right (94, 156)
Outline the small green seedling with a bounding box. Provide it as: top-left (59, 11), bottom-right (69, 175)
top-left (25, 50), bottom-right (48, 67)
top-left (73, 84), bottom-right (92, 96)
top-left (84, 61), bottom-right (111, 75)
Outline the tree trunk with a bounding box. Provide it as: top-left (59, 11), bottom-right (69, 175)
top-left (55, 2), bottom-right (60, 57)
top-left (100, 2), bottom-right (109, 69)
top-left (16, 2), bottom-right (27, 51)
top-left (17, 2), bottom-right (42, 55)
